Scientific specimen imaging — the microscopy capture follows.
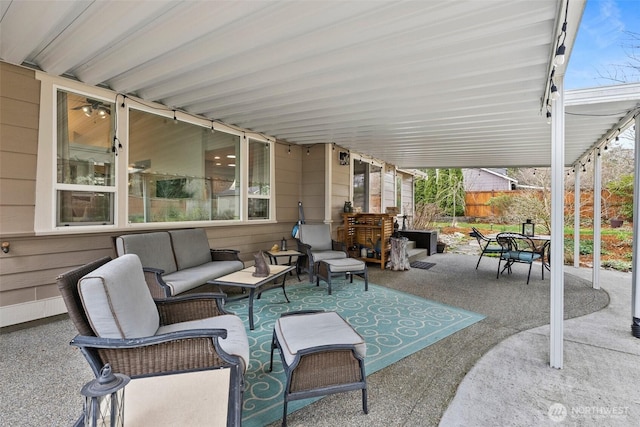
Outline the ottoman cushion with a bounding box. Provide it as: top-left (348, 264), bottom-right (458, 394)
top-left (275, 312), bottom-right (366, 366)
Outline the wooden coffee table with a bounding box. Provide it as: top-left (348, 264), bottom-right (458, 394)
top-left (208, 265), bottom-right (294, 330)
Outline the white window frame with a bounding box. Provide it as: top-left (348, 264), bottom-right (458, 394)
top-left (35, 73), bottom-right (275, 234)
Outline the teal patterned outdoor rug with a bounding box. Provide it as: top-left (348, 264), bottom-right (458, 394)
top-left (225, 280), bottom-right (485, 427)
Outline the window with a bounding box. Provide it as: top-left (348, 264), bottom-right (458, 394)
top-left (248, 138), bottom-right (270, 220)
top-left (39, 77), bottom-right (274, 232)
top-left (55, 90), bottom-right (115, 226)
top-left (128, 109), bottom-right (242, 223)
top-left (353, 159), bottom-right (382, 213)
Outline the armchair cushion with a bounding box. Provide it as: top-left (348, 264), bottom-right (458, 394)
top-left (115, 232), bottom-right (178, 275)
top-left (299, 224), bottom-right (332, 251)
top-left (158, 314), bottom-right (250, 372)
top-left (169, 229), bottom-right (213, 270)
top-left (78, 254), bottom-right (159, 339)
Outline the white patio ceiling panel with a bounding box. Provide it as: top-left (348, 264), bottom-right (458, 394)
top-left (3, 0), bottom-right (633, 170)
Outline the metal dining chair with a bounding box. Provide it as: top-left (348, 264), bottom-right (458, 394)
top-left (495, 232), bottom-right (543, 284)
top-left (470, 227), bottom-right (505, 269)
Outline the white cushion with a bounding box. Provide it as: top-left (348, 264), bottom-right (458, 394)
top-left (78, 254), bottom-right (159, 339)
top-left (275, 312), bottom-right (366, 366)
top-left (169, 229), bottom-right (212, 270)
top-left (158, 314), bottom-right (250, 373)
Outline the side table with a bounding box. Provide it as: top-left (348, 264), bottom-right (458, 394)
top-left (266, 249), bottom-right (304, 281)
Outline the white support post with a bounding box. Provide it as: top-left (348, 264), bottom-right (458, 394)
top-left (632, 115), bottom-right (640, 338)
top-left (550, 77), bottom-right (565, 369)
top-left (573, 167), bottom-right (581, 267)
top-left (592, 147), bottom-right (602, 290)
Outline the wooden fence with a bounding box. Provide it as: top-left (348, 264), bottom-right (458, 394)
top-left (465, 190), bottom-right (627, 219)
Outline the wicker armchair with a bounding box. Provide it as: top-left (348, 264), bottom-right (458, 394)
top-left (57, 255), bottom-right (249, 427)
top-left (295, 224), bottom-right (347, 282)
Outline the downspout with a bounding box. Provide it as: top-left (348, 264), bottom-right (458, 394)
top-left (592, 144), bottom-right (602, 289)
top-left (573, 166), bottom-right (581, 267)
top-left (632, 114), bottom-right (640, 338)
top-left (550, 76), bottom-right (565, 369)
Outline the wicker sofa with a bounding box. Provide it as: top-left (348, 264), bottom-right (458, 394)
top-left (115, 228), bottom-right (244, 298)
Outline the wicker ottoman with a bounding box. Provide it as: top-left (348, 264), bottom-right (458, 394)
top-left (316, 258), bottom-right (368, 295)
top-left (269, 311), bottom-right (368, 427)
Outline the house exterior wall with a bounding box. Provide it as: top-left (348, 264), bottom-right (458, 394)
top-left (401, 173), bottom-right (414, 215)
top-left (300, 145), bottom-right (326, 224)
top-left (330, 147), bottom-right (350, 236)
top-left (0, 63), bottom-right (304, 327)
top-left (463, 168), bottom-right (513, 191)
top-left (0, 62), bottom-right (415, 327)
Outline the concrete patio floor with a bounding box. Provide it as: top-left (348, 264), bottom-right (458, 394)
top-left (1, 252), bottom-right (637, 426)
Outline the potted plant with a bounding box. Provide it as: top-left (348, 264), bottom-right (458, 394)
top-left (610, 218), bottom-right (624, 228)
top-left (436, 240), bottom-right (447, 253)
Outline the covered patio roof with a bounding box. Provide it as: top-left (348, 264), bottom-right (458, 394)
top-left (4, 0), bottom-right (635, 169)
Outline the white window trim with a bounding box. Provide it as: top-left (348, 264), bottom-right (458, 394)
top-left (35, 72), bottom-right (276, 235)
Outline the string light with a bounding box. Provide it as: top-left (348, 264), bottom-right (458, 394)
top-left (210, 121), bottom-right (215, 133)
top-left (288, 144), bottom-right (291, 155)
top-left (550, 81), bottom-right (559, 101)
top-left (173, 110), bottom-right (177, 124)
top-left (546, 109), bottom-right (552, 124)
top-left (306, 146), bottom-right (310, 156)
top-left (553, 22), bottom-right (567, 66)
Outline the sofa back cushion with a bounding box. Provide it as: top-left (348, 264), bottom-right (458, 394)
top-left (299, 224), bottom-right (332, 251)
top-left (169, 229), bottom-right (212, 270)
top-left (78, 254), bottom-right (159, 339)
top-left (115, 232), bottom-right (177, 274)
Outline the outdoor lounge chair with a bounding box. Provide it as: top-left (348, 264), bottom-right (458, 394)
top-left (495, 232), bottom-right (543, 285)
top-left (56, 255), bottom-right (250, 426)
top-left (470, 227), bottom-right (504, 269)
top-left (295, 224), bottom-right (348, 282)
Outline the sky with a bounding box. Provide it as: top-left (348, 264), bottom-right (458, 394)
top-left (565, 0), bottom-right (640, 90)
